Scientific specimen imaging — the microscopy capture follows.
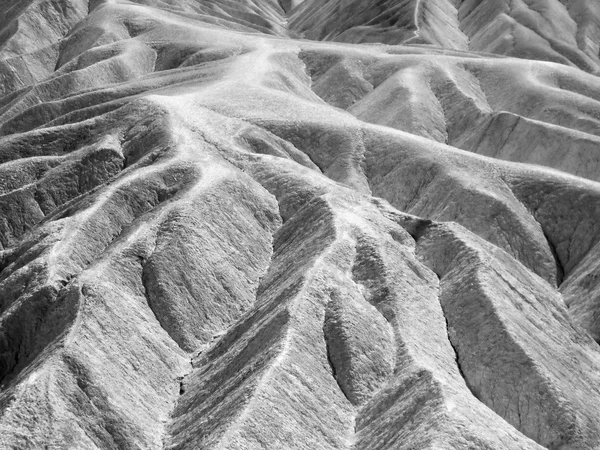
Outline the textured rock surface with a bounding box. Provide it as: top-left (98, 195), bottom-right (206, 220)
top-left (2, 1), bottom-right (600, 449)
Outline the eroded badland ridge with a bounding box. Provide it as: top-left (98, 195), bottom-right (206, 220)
top-left (2, 0), bottom-right (600, 448)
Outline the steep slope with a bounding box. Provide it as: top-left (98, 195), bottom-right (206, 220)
top-left (289, 0), bottom-right (468, 49)
top-left (459, 0), bottom-right (600, 73)
top-left (290, 0), bottom-right (600, 74)
top-left (0, 0), bottom-right (89, 96)
top-left (2, 1), bottom-right (600, 450)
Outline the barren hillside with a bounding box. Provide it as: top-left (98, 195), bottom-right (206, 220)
top-left (2, 0), bottom-right (600, 449)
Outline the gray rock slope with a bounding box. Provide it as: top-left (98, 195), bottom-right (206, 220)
top-left (2, 1), bottom-right (600, 449)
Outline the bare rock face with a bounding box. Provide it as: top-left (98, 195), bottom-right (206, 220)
top-left (2, 1), bottom-right (600, 449)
